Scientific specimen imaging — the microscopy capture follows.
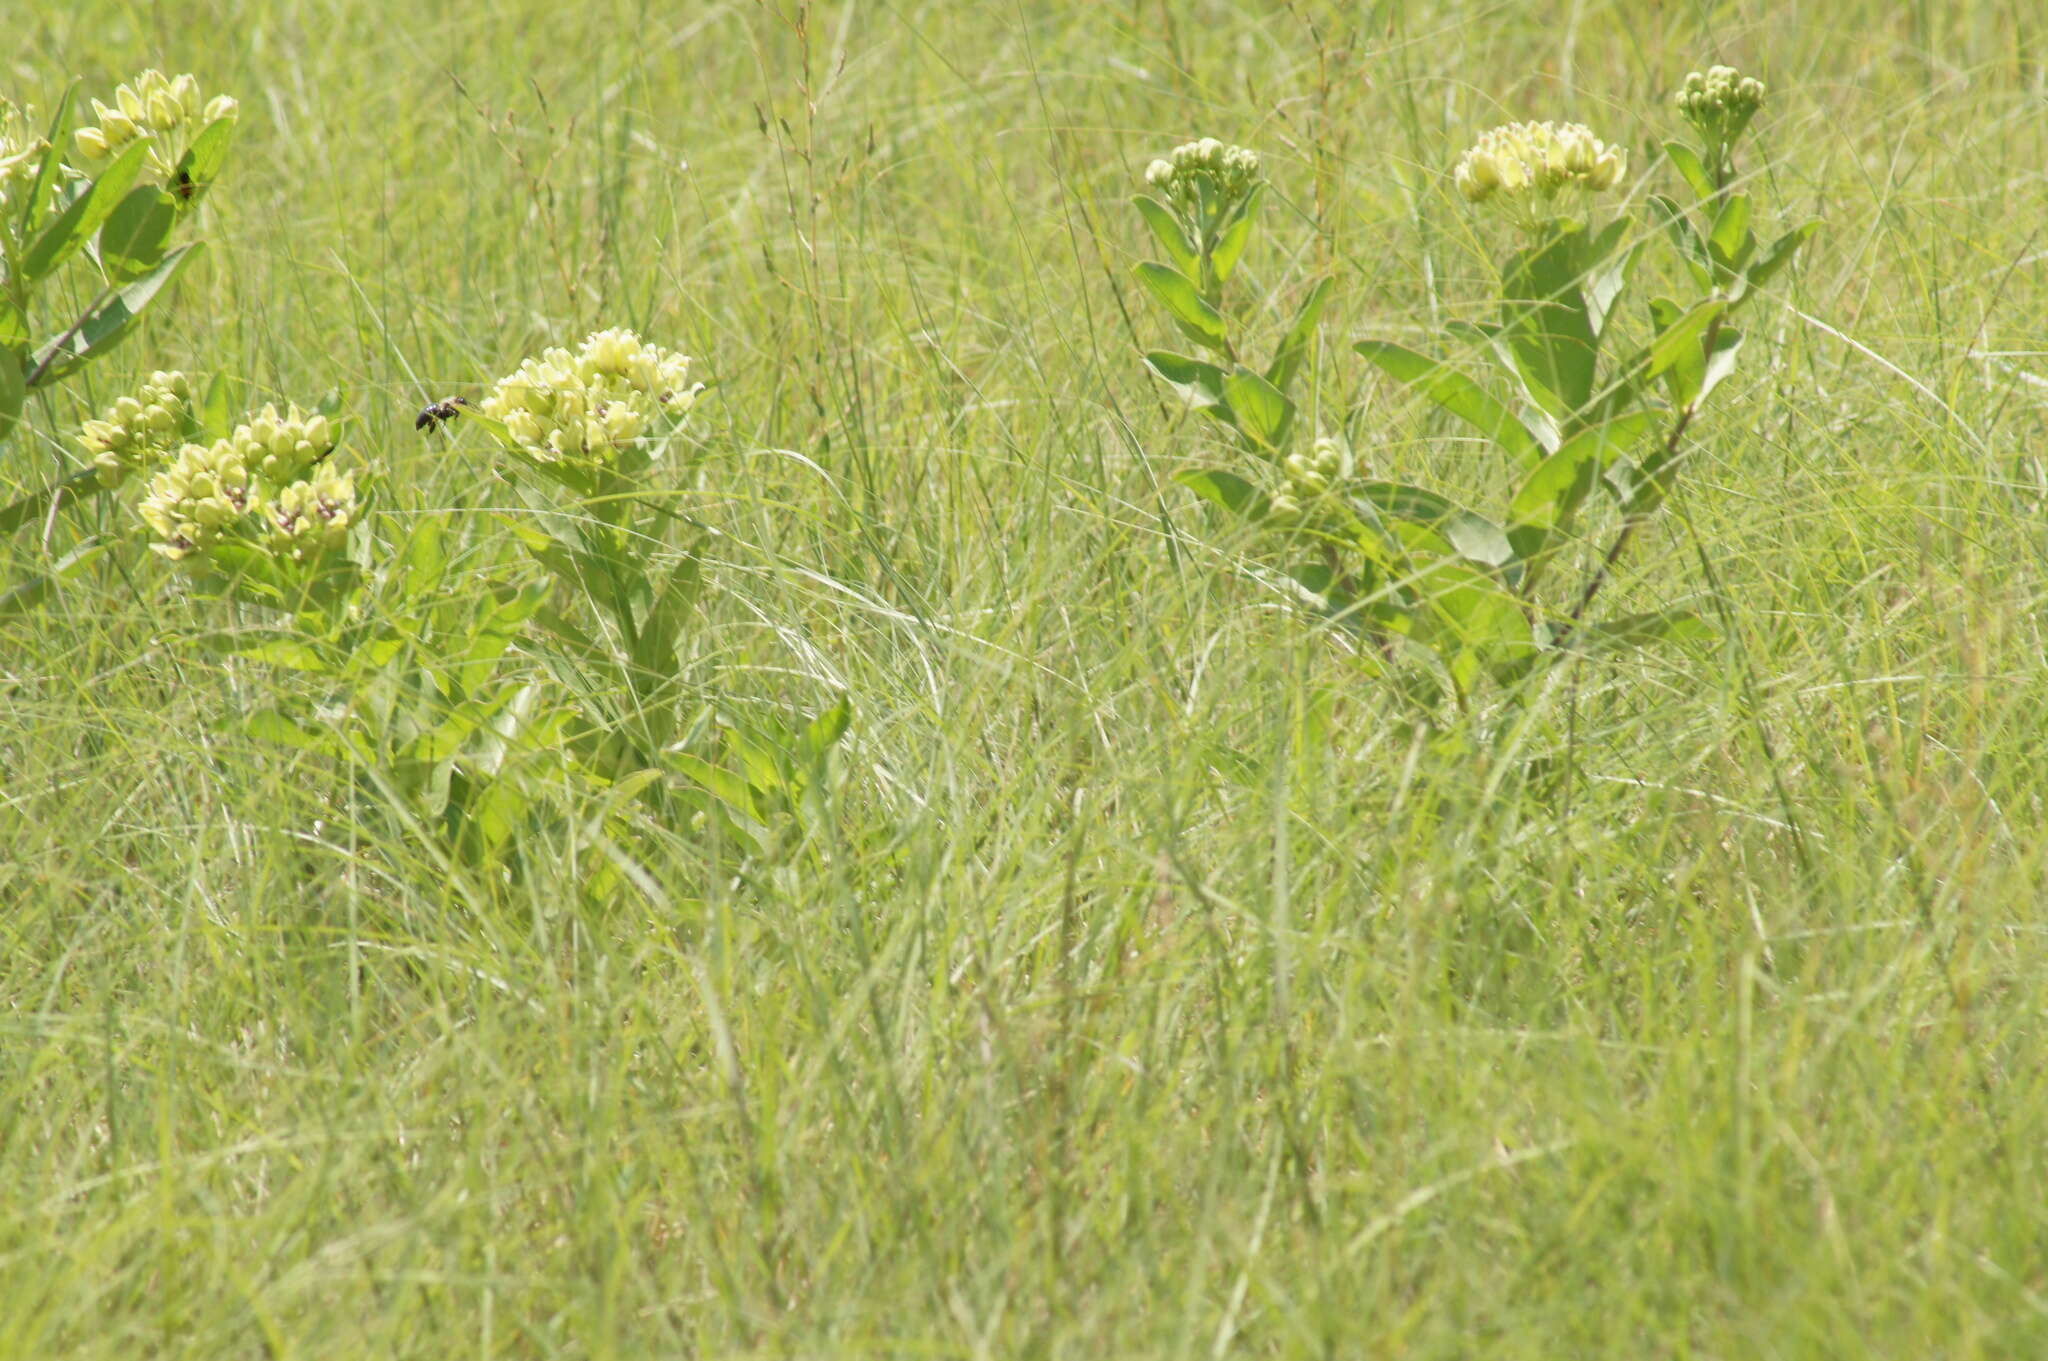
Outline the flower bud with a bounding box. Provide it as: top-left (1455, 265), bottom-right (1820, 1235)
top-left (74, 126), bottom-right (109, 160)
top-left (145, 89), bottom-right (182, 131)
top-left (203, 94), bottom-right (239, 124)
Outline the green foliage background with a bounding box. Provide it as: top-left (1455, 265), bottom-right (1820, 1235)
top-left (5, 1), bottom-right (2047, 1355)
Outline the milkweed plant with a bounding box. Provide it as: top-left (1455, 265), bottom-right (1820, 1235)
top-left (1, 71), bottom-right (237, 563)
top-left (431, 329), bottom-right (852, 858)
top-left (1138, 69), bottom-right (1816, 716)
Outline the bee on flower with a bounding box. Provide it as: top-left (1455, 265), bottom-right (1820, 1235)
top-left (1453, 120), bottom-right (1626, 230)
top-left (480, 328), bottom-right (703, 465)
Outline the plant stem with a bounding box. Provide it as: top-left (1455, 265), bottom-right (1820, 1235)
top-left (1560, 314), bottom-right (1725, 643)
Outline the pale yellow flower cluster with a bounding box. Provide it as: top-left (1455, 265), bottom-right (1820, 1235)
top-left (136, 402), bottom-right (352, 566)
top-left (0, 98), bottom-right (46, 213)
top-left (263, 466), bottom-right (358, 563)
top-left (1453, 121), bottom-right (1626, 229)
top-left (1675, 66), bottom-right (1766, 151)
top-left (1143, 137), bottom-right (1261, 214)
top-left (73, 69), bottom-right (238, 179)
top-left (76, 371), bottom-right (193, 488)
top-left (137, 437), bottom-right (262, 561)
top-left (482, 328), bottom-right (703, 464)
top-left (225, 402), bottom-right (337, 486)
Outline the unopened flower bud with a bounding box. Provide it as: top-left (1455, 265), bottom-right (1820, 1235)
top-left (203, 94), bottom-right (239, 124)
top-left (145, 89), bottom-right (182, 131)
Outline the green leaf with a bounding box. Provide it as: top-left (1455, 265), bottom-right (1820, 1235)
top-left (28, 242), bottom-right (204, 385)
top-left (1265, 276), bottom-right (1333, 394)
top-left (1144, 350), bottom-right (1235, 426)
top-left (1643, 296), bottom-right (1728, 411)
top-left (630, 555), bottom-right (702, 682)
top-left (1131, 195), bottom-right (1198, 277)
top-left (669, 752), bottom-right (764, 822)
top-left (1407, 559), bottom-right (1534, 686)
top-left (1696, 327), bottom-right (1745, 406)
top-left (1354, 340), bottom-right (1544, 467)
top-left (1502, 228), bottom-right (1599, 417)
top-left (231, 638), bottom-right (333, 671)
top-left (1133, 261), bottom-right (1229, 353)
top-left (199, 371), bottom-right (237, 438)
top-left (168, 116), bottom-right (237, 213)
top-left (1222, 364), bottom-right (1293, 448)
top-left (1355, 481), bottom-right (1513, 570)
top-left (1745, 220), bottom-right (1820, 293)
top-left (18, 84), bottom-right (77, 233)
top-left (1176, 468), bottom-right (1269, 519)
top-left (0, 294), bottom-right (26, 350)
top-left (1576, 607), bottom-right (1717, 655)
top-left (97, 185), bottom-right (178, 282)
top-left (1585, 237), bottom-right (1643, 342)
top-left (1664, 140), bottom-right (1717, 202)
top-left (20, 138), bottom-right (151, 282)
top-left (0, 350), bottom-right (22, 449)
top-left (1506, 412), bottom-right (1656, 569)
top-left (804, 693), bottom-right (853, 755)
top-left (0, 466), bottom-right (101, 537)
top-left (0, 537), bottom-right (110, 620)
top-left (1708, 193), bottom-right (1753, 274)
top-left (1211, 182), bottom-right (1262, 284)
top-left (1444, 319), bottom-right (1564, 452)
top-left (1648, 194), bottom-right (1714, 291)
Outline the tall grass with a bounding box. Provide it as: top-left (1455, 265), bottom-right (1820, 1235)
top-left (4, 1), bottom-right (2046, 1355)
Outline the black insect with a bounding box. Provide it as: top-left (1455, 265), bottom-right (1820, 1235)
top-left (171, 168), bottom-right (198, 202)
top-left (414, 396), bottom-right (472, 432)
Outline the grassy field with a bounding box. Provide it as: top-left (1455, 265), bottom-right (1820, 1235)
top-left (5, 1), bottom-right (2048, 1355)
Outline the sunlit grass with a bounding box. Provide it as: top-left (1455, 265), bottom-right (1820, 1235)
top-left (4, 2), bottom-right (2046, 1356)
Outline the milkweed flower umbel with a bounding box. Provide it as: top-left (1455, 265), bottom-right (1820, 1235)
top-left (137, 436), bottom-right (260, 562)
top-left (1675, 65), bottom-right (1765, 159)
top-left (0, 99), bottom-right (47, 214)
top-left (264, 466), bottom-right (357, 563)
top-left (73, 69), bottom-right (237, 179)
top-left (1453, 120), bottom-right (1626, 230)
top-left (134, 398), bottom-right (358, 570)
top-left (1142, 137), bottom-right (1262, 219)
top-left (225, 402), bottom-right (336, 486)
top-left (481, 328), bottom-right (703, 465)
top-left (77, 371), bottom-right (194, 487)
